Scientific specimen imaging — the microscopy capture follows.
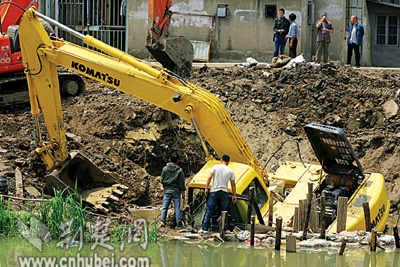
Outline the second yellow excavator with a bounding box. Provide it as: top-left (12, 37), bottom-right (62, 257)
top-left (18, 7), bottom-right (389, 233)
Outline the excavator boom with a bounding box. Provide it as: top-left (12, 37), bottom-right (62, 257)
top-left (18, 8), bottom-right (266, 206)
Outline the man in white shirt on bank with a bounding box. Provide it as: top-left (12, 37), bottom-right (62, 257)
top-left (199, 154), bottom-right (236, 234)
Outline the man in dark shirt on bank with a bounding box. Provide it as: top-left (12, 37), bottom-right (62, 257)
top-left (160, 152), bottom-right (186, 229)
top-left (273, 8), bottom-right (290, 63)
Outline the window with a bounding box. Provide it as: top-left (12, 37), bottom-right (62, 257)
top-left (242, 178), bottom-right (269, 210)
top-left (376, 15), bottom-right (399, 46)
top-left (346, 0), bottom-right (363, 31)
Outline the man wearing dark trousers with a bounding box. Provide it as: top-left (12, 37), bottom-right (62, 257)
top-left (160, 152), bottom-right (186, 229)
top-left (315, 14), bottom-right (334, 63)
top-left (346, 16), bottom-right (364, 68)
top-left (272, 8), bottom-right (290, 63)
top-left (199, 154), bottom-right (236, 234)
top-left (286, 13), bottom-right (298, 58)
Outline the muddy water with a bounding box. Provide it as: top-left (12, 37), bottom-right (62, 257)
top-left (0, 237), bottom-right (399, 267)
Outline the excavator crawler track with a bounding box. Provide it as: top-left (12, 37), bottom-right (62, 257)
top-left (0, 69), bottom-right (85, 108)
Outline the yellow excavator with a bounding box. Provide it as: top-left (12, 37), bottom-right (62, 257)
top-left (18, 7), bottom-right (389, 232)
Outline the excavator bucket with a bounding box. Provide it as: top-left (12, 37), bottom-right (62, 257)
top-left (146, 36), bottom-right (194, 78)
top-left (45, 152), bottom-right (127, 212)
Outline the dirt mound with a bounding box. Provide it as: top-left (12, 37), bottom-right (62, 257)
top-left (1, 64), bottom-right (399, 216)
top-left (0, 78), bottom-right (205, 209)
top-left (191, 64), bottom-right (400, 214)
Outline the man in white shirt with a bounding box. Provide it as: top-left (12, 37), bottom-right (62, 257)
top-left (199, 154), bottom-right (236, 234)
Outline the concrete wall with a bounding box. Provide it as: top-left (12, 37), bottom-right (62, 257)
top-left (128, 0), bottom-right (306, 62)
top-left (367, 2), bottom-right (400, 67)
top-left (128, 0), bottom-right (355, 63)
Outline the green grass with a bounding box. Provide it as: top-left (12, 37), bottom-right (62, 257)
top-left (0, 191), bottom-right (160, 244)
top-left (148, 217), bottom-right (158, 243)
top-left (0, 189), bottom-right (87, 240)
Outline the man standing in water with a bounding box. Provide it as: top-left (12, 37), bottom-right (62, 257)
top-left (160, 152), bottom-right (186, 229)
top-left (199, 154), bottom-right (236, 234)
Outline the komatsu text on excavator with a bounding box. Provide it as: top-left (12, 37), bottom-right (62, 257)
top-left (18, 6), bottom-right (389, 232)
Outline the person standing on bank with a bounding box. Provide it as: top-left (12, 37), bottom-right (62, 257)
top-left (346, 16), bottom-right (364, 68)
top-left (160, 152), bottom-right (186, 229)
top-left (199, 154), bottom-right (237, 234)
top-left (272, 8), bottom-right (290, 63)
top-left (286, 13), bottom-right (298, 58)
top-left (315, 14), bottom-right (334, 63)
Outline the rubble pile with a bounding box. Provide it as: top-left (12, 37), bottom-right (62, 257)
top-left (191, 65), bottom-right (400, 214)
top-left (1, 65), bottom-right (399, 216)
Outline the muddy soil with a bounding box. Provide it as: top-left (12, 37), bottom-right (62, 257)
top-left (191, 64), bottom-right (400, 216)
top-left (0, 64), bottom-right (399, 218)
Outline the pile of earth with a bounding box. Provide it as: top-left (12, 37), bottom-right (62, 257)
top-left (0, 78), bottom-right (205, 212)
top-left (191, 64), bottom-right (400, 215)
top-left (1, 63), bottom-right (399, 217)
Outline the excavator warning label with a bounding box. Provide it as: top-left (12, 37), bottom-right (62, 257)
top-left (71, 61), bottom-right (120, 87)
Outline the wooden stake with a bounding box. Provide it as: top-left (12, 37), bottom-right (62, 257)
top-left (301, 183), bottom-right (313, 240)
top-left (286, 234), bottom-right (296, 253)
top-left (246, 187), bottom-right (254, 225)
top-left (293, 207), bottom-right (299, 232)
top-left (362, 202), bottom-right (371, 232)
top-left (221, 211), bottom-right (227, 241)
top-left (275, 216), bottom-right (283, 250)
top-left (371, 229), bottom-right (377, 251)
top-left (253, 199), bottom-right (265, 225)
top-left (268, 191), bottom-right (274, 227)
top-left (320, 195), bottom-right (326, 239)
top-left (299, 199), bottom-right (306, 232)
top-left (337, 197), bottom-right (348, 234)
top-left (393, 225), bottom-right (400, 249)
top-left (310, 199), bottom-right (319, 232)
top-left (339, 240), bottom-right (347, 255)
top-left (250, 215), bottom-right (255, 246)
top-left (15, 168), bottom-right (24, 199)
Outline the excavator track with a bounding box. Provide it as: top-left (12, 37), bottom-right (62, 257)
top-left (0, 69), bottom-right (85, 108)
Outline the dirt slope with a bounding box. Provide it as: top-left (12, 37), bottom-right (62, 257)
top-left (0, 64), bottom-right (399, 215)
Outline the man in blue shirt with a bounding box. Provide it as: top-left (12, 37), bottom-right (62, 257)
top-left (286, 13), bottom-right (298, 58)
top-left (346, 16), bottom-right (364, 68)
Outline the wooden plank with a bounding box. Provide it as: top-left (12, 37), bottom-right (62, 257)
top-left (301, 183), bottom-right (313, 240)
top-left (293, 207), bottom-right (299, 232)
top-left (268, 191), bottom-right (274, 226)
top-left (275, 216), bottom-right (283, 250)
top-left (15, 168), bottom-right (23, 199)
top-left (299, 199), bottom-right (306, 232)
top-left (250, 215), bottom-right (255, 246)
top-left (286, 235), bottom-right (296, 253)
top-left (310, 199), bottom-right (319, 232)
top-left (246, 187), bottom-right (254, 225)
top-left (336, 197), bottom-right (348, 234)
top-left (393, 225), bottom-right (400, 248)
top-left (363, 202), bottom-right (371, 232)
top-left (339, 240), bottom-right (347, 255)
top-left (371, 229), bottom-right (377, 251)
top-left (320, 195), bottom-right (326, 239)
top-left (221, 211), bottom-right (227, 241)
top-left (253, 200), bottom-right (265, 225)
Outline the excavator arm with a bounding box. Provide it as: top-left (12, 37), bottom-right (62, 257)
top-left (19, 8), bottom-right (267, 203)
top-left (146, 0), bottom-right (193, 78)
